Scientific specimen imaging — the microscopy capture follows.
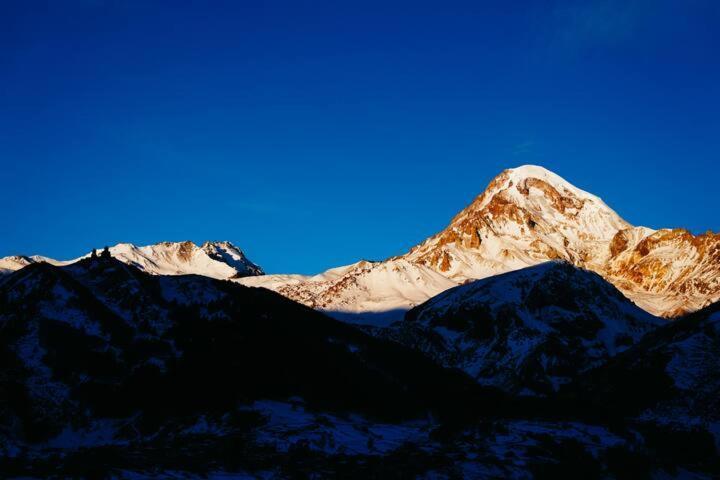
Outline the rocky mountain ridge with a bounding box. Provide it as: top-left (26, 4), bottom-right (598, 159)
top-left (2, 165), bottom-right (717, 320)
top-left (239, 165), bottom-right (719, 321)
top-left (0, 240), bottom-right (263, 280)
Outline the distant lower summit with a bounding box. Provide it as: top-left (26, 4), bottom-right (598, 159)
top-left (0, 240), bottom-right (264, 280)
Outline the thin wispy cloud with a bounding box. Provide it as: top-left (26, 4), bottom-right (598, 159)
top-left (545, 0), bottom-right (717, 57)
top-left (552, 0), bottom-right (644, 52)
top-left (511, 141), bottom-right (535, 156)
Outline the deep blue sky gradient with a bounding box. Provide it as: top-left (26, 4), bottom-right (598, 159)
top-left (1, 1), bottom-right (719, 273)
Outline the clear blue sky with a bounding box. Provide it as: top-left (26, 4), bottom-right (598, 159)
top-left (1, 1), bottom-right (718, 273)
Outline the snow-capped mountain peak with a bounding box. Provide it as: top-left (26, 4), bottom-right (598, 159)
top-left (201, 241), bottom-right (264, 277)
top-left (400, 165), bottom-right (720, 317)
top-left (0, 240), bottom-right (263, 280)
top-left (0, 255), bottom-right (34, 274)
top-left (474, 165), bottom-right (610, 212)
top-left (102, 241), bottom-right (263, 279)
top-left (490, 165), bottom-right (629, 238)
top-left (0, 254), bottom-right (68, 274)
top-left (405, 165), bottom-right (630, 282)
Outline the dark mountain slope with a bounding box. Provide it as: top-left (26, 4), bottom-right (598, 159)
top-left (0, 258), bottom-right (496, 449)
top-left (2, 259), bottom-right (718, 478)
top-left (378, 261), bottom-right (662, 395)
top-left (568, 300), bottom-right (720, 422)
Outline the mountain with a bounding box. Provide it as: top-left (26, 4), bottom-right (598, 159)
top-left (377, 261), bottom-right (662, 396)
top-left (405, 165), bottom-right (720, 317)
top-left (405, 165), bottom-right (629, 279)
top-left (0, 255), bottom-right (67, 274)
top-left (105, 240), bottom-right (264, 278)
top-left (569, 300), bottom-right (720, 424)
top-left (3, 166), bottom-right (717, 320)
top-left (0, 257), bottom-right (497, 472)
top-left (0, 255), bottom-right (35, 274)
top-left (242, 165), bottom-right (719, 321)
top-left (555, 301), bottom-right (720, 470)
top-left (604, 227), bottom-right (720, 317)
top-left (241, 259), bottom-right (457, 325)
top-left (2, 255), bottom-right (717, 477)
top-left (0, 240), bottom-right (263, 279)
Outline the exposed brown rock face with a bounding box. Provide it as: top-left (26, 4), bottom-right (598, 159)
top-left (439, 251), bottom-right (452, 272)
top-left (605, 228), bottom-right (720, 317)
top-left (517, 177), bottom-right (584, 213)
top-left (609, 230), bottom-right (630, 258)
top-left (485, 194), bottom-right (528, 224)
top-left (177, 241), bottom-right (196, 262)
